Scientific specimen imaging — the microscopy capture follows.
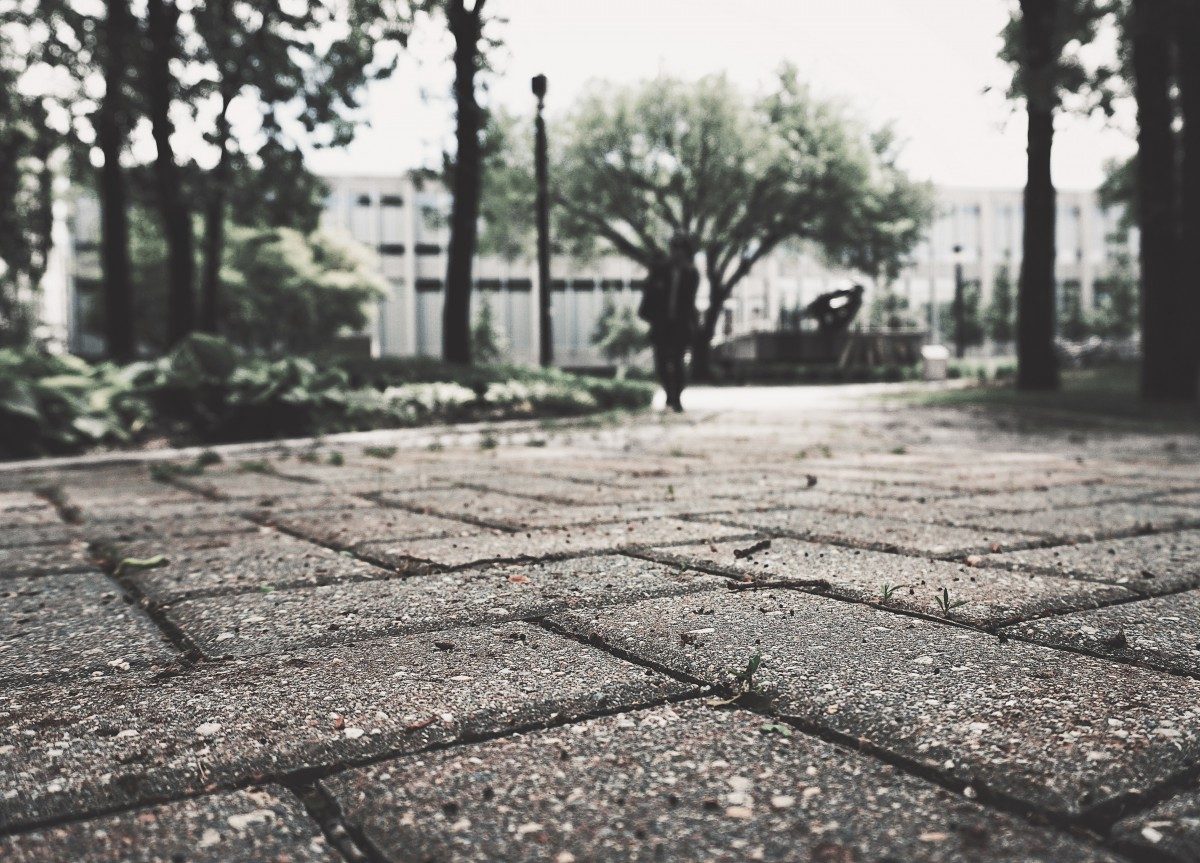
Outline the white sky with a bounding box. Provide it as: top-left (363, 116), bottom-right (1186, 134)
top-left (305, 0), bottom-right (1137, 191)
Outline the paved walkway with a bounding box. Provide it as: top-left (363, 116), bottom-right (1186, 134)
top-left (2, 386), bottom-right (1199, 862)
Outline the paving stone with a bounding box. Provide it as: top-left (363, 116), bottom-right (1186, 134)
top-left (0, 623), bottom-right (685, 830)
top-left (0, 541), bottom-right (95, 577)
top-left (379, 487), bottom-right (721, 530)
top-left (239, 491), bottom-right (372, 519)
top-left (954, 502), bottom-right (1200, 543)
top-left (982, 530), bottom-right (1200, 594)
top-left (81, 499), bottom-right (247, 526)
top-left (358, 518), bottom-right (751, 572)
top-left (172, 469), bottom-right (319, 500)
top-left (1006, 591), bottom-right (1200, 675)
top-left (52, 472), bottom-right (194, 507)
top-left (551, 590), bottom-right (1200, 816)
top-left (85, 512), bottom-right (257, 543)
top-left (0, 572), bottom-right (176, 689)
top-left (721, 508), bottom-right (1036, 557)
top-left (937, 482), bottom-right (1165, 515)
top-left (0, 505), bottom-right (63, 528)
top-left (112, 529), bottom-right (391, 603)
top-left (1112, 788), bottom-right (1200, 862)
top-left (0, 786), bottom-right (337, 862)
top-left (266, 505), bottom-right (480, 550)
top-left (646, 537), bottom-right (1132, 628)
top-left (0, 524), bottom-right (84, 549)
top-left (325, 702), bottom-right (1116, 863)
top-left (0, 491), bottom-right (51, 513)
top-left (167, 554), bottom-right (725, 658)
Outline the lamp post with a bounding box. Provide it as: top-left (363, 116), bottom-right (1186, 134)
top-left (532, 74), bottom-right (552, 367)
top-left (952, 243), bottom-right (966, 358)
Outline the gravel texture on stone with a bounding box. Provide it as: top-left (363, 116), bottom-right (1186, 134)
top-left (1111, 788), bottom-right (1200, 862)
top-left (0, 541), bottom-right (96, 578)
top-left (357, 518), bottom-right (751, 572)
top-left (79, 499), bottom-right (247, 527)
top-left (953, 502), bottom-right (1200, 542)
top-left (982, 530), bottom-right (1200, 594)
top-left (551, 589), bottom-right (1200, 816)
top-left (167, 554), bottom-right (725, 658)
top-left (936, 482), bottom-right (1173, 515)
top-left (1006, 590), bottom-right (1200, 675)
top-left (0, 524), bottom-right (84, 549)
top-left (265, 505), bottom-right (480, 550)
top-left (86, 513), bottom-right (258, 543)
top-left (112, 529), bottom-right (390, 603)
top-left (0, 572), bottom-right (177, 688)
top-left (171, 469), bottom-right (320, 500)
top-left (0, 506), bottom-right (63, 528)
top-left (645, 536), bottom-right (1133, 628)
top-left (720, 508), bottom-right (1035, 557)
top-left (378, 487), bottom-right (723, 530)
top-left (0, 786), bottom-right (337, 862)
top-left (325, 702), bottom-right (1118, 863)
top-left (0, 623), bottom-right (686, 830)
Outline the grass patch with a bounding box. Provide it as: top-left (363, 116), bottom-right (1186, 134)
top-left (908, 364), bottom-right (1200, 431)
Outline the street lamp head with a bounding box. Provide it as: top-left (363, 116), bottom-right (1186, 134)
top-left (531, 74), bottom-right (547, 99)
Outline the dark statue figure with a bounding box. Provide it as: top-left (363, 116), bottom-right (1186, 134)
top-left (804, 283), bottom-right (865, 335)
top-left (638, 235), bottom-right (700, 412)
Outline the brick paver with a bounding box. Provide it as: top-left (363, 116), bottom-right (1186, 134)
top-left (1, 388), bottom-right (1197, 859)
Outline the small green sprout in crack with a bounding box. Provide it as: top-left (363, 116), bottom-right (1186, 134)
top-left (890, 446), bottom-right (908, 455)
top-left (297, 450), bottom-right (322, 464)
top-left (760, 722), bottom-right (792, 737)
top-left (712, 651), bottom-right (770, 707)
top-left (194, 449), bottom-right (222, 469)
top-left (525, 437), bottom-right (548, 447)
top-left (426, 440), bottom-right (445, 452)
top-left (363, 445), bottom-right (397, 459)
top-left (327, 451), bottom-right (345, 466)
top-left (479, 431), bottom-right (499, 450)
top-left (115, 555), bottom-right (168, 577)
top-left (237, 459), bottom-right (275, 475)
top-left (935, 587), bottom-right (968, 617)
top-left (880, 582), bottom-right (910, 601)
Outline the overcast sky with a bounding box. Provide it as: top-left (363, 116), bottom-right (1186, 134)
top-left (305, 0), bottom-right (1136, 191)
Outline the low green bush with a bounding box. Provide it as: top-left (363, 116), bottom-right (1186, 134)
top-left (1, 337), bottom-right (655, 459)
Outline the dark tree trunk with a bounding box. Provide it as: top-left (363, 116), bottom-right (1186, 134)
top-left (145, 0), bottom-right (195, 346)
top-left (96, 0), bottom-right (135, 362)
top-left (690, 270), bottom-right (728, 382)
top-left (1016, 0), bottom-right (1060, 391)
top-left (200, 97), bottom-right (231, 334)
top-left (1132, 0), bottom-right (1187, 399)
top-left (1175, 0), bottom-right (1200, 399)
top-left (443, 0), bottom-right (485, 365)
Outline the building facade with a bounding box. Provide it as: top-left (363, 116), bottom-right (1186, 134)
top-left (50, 176), bottom-right (1129, 362)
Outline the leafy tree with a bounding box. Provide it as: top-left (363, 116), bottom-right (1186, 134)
top-left (1057, 280), bottom-right (1091, 341)
top-left (117, 211), bottom-right (384, 354)
top-left (0, 33), bottom-right (56, 347)
top-left (538, 70), bottom-right (927, 379)
top-left (1001, 0), bottom-right (1110, 391)
top-left (1093, 249), bottom-right (1139, 339)
top-left (985, 265), bottom-right (1016, 345)
top-left (470, 294), bottom-right (507, 364)
top-left (940, 281), bottom-right (984, 350)
top-left (591, 298), bottom-right (649, 376)
top-left (190, 0), bottom-right (404, 334)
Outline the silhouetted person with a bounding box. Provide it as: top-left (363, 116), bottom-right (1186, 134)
top-left (804, 284), bottom-right (865, 335)
top-left (639, 236), bottom-right (699, 411)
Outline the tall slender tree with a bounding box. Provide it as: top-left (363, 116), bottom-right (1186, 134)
top-left (1002, 0), bottom-right (1108, 391)
top-left (96, 0), bottom-right (137, 361)
top-left (1132, 0), bottom-right (1188, 398)
top-left (441, 0), bottom-right (489, 364)
top-left (142, 0), bottom-right (196, 344)
top-left (1175, 0), bottom-right (1200, 398)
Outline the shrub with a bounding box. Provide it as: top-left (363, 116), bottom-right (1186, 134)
top-left (0, 349), bottom-right (139, 458)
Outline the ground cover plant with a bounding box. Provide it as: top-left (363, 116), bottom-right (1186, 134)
top-left (0, 335), bottom-right (654, 459)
